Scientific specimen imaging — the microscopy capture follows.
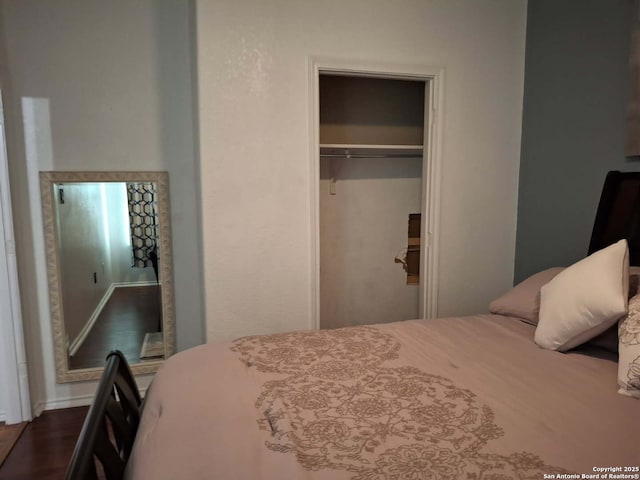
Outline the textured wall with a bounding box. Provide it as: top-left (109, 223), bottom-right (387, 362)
top-left (196, 0), bottom-right (528, 342)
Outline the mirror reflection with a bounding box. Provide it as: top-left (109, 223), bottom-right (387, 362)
top-left (40, 171), bottom-right (175, 383)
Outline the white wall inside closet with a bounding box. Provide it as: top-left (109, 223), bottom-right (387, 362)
top-left (319, 75), bottom-right (425, 329)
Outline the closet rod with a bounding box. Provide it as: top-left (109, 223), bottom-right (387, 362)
top-left (320, 153), bottom-right (422, 159)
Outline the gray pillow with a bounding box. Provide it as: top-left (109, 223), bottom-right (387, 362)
top-left (489, 267), bottom-right (564, 325)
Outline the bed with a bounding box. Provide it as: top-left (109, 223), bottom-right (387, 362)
top-left (122, 171), bottom-right (640, 479)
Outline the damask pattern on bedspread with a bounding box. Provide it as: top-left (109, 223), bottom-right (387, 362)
top-left (231, 326), bottom-right (568, 480)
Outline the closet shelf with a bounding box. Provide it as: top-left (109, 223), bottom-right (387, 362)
top-left (320, 144), bottom-right (423, 159)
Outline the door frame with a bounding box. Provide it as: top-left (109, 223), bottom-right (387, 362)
top-left (0, 90), bottom-right (31, 423)
top-left (308, 57), bottom-right (444, 329)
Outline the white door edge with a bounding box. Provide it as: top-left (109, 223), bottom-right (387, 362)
top-left (0, 90), bottom-right (32, 423)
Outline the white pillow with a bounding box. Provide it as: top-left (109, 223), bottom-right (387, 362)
top-left (535, 239), bottom-right (629, 352)
top-left (618, 290), bottom-right (640, 398)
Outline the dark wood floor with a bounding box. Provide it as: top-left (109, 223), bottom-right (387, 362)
top-left (69, 285), bottom-right (162, 369)
top-left (0, 407), bottom-right (92, 480)
top-left (0, 288), bottom-right (161, 478)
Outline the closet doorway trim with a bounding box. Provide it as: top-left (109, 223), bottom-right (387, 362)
top-left (308, 57), bottom-right (444, 329)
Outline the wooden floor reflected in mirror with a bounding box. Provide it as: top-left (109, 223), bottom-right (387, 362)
top-left (68, 285), bottom-right (163, 370)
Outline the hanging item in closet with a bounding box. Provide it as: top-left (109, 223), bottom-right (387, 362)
top-left (406, 213), bottom-right (421, 284)
top-left (394, 214), bottom-right (421, 284)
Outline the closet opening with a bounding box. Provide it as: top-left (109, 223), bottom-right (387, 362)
top-left (316, 70), bottom-right (434, 330)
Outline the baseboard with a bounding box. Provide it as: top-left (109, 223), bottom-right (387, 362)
top-left (32, 400), bottom-right (46, 418)
top-left (68, 284), bottom-right (116, 356)
top-left (112, 281), bottom-right (160, 288)
top-left (32, 395), bottom-right (93, 417)
top-left (32, 385), bottom-right (150, 417)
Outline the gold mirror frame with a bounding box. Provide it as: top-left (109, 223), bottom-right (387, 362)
top-left (40, 171), bottom-right (176, 383)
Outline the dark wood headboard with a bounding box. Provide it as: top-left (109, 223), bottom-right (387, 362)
top-left (589, 171), bottom-right (640, 265)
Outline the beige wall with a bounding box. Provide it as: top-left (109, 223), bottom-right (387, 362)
top-left (196, 0), bottom-right (528, 342)
top-left (1, 0), bottom-right (201, 412)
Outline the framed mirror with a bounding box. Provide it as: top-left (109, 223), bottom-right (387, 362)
top-left (40, 171), bottom-right (176, 383)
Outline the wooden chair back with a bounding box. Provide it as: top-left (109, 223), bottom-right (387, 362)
top-left (65, 350), bottom-right (142, 480)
